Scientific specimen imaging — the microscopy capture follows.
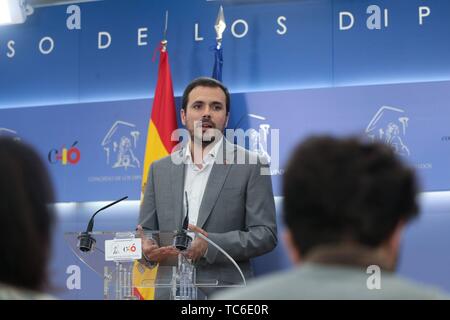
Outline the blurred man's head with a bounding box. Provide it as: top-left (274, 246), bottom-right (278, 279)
top-left (282, 136), bottom-right (418, 270)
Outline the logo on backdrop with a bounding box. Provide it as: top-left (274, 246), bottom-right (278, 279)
top-left (88, 120), bottom-right (142, 186)
top-left (48, 141), bottom-right (81, 165)
top-left (0, 128), bottom-right (20, 141)
top-left (366, 106), bottom-right (410, 156)
top-left (247, 114), bottom-right (272, 164)
top-left (101, 121), bottom-right (141, 170)
top-left (234, 113), bottom-right (282, 175)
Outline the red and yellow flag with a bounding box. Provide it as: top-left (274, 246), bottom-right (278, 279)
top-left (141, 43), bottom-right (178, 185)
top-left (133, 41), bottom-right (178, 300)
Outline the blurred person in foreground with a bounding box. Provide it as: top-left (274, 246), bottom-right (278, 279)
top-left (214, 136), bottom-right (449, 299)
top-left (0, 137), bottom-right (55, 299)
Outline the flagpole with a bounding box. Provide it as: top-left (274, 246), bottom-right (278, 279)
top-left (212, 6), bottom-right (226, 81)
top-left (162, 10), bottom-right (168, 52)
top-left (215, 6), bottom-right (226, 49)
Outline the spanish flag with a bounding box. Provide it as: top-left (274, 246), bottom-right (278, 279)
top-left (132, 40), bottom-right (178, 300)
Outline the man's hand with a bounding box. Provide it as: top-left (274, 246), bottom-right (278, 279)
top-left (186, 224), bottom-right (209, 262)
top-left (137, 225), bottom-right (179, 263)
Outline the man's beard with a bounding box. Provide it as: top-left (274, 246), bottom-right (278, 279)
top-left (190, 132), bottom-right (216, 147)
top-left (191, 123), bottom-right (220, 147)
top-left (202, 135), bottom-right (216, 147)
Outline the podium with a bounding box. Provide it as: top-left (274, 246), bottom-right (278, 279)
top-left (64, 230), bottom-right (246, 300)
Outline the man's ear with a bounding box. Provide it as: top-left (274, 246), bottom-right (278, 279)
top-left (181, 108), bottom-right (186, 126)
top-left (283, 230), bottom-right (302, 265)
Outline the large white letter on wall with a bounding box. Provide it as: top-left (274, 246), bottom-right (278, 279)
top-left (98, 32), bottom-right (112, 49)
top-left (339, 12), bottom-right (354, 30)
top-left (39, 37), bottom-right (55, 55)
top-left (277, 16), bottom-right (287, 35)
top-left (231, 19), bottom-right (249, 38)
top-left (419, 6), bottom-right (430, 25)
top-left (194, 23), bottom-right (204, 41)
top-left (7, 40), bottom-right (15, 58)
top-left (137, 28), bottom-right (148, 46)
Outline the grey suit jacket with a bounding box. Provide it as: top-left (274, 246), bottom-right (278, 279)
top-left (138, 139), bottom-right (277, 288)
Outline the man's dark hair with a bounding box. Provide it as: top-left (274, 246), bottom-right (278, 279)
top-left (283, 136), bottom-right (419, 257)
top-left (181, 77), bottom-right (230, 114)
top-left (0, 137), bottom-right (55, 292)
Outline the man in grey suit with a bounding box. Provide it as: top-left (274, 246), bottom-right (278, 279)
top-left (214, 136), bottom-right (449, 299)
top-left (137, 77), bottom-right (277, 298)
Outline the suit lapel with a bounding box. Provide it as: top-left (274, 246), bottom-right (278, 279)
top-left (170, 150), bottom-right (185, 230)
top-left (197, 140), bottom-right (235, 229)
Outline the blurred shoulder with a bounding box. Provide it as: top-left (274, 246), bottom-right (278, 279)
top-left (0, 283), bottom-right (57, 300)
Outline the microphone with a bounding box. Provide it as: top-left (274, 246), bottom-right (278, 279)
top-left (173, 192), bottom-right (192, 251)
top-left (78, 196), bottom-right (128, 252)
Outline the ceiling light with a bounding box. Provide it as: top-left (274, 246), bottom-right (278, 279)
top-left (0, 0), bottom-right (33, 26)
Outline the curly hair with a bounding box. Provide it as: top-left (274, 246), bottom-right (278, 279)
top-left (283, 136), bottom-right (418, 257)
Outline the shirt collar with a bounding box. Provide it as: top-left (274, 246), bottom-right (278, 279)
top-left (183, 136), bottom-right (224, 165)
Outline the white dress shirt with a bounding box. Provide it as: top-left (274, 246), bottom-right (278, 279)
top-left (182, 137), bottom-right (224, 227)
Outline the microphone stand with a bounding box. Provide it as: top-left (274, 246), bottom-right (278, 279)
top-left (78, 196), bottom-right (128, 252)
